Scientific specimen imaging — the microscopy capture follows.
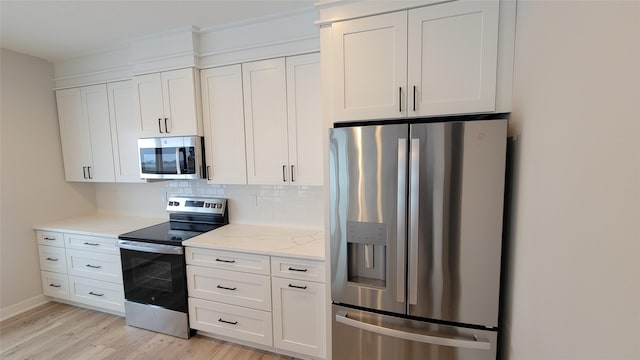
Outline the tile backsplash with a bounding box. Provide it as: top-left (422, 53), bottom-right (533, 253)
top-left (95, 180), bottom-right (324, 228)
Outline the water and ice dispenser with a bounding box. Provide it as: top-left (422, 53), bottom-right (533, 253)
top-left (346, 221), bottom-right (387, 288)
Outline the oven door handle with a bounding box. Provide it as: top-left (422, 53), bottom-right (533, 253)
top-left (117, 240), bottom-right (184, 255)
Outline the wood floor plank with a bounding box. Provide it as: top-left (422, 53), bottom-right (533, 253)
top-left (0, 302), bottom-right (297, 360)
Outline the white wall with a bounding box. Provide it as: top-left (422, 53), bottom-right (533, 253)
top-left (0, 49), bottom-right (97, 319)
top-left (95, 181), bottom-right (324, 228)
top-left (505, 1), bottom-right (640, 359)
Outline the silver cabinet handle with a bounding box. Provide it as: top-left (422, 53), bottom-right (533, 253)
top-left (89, 291), bottom-right (104, 297)
top-left (158, 118), bottom-right (163, 133)
top-left (85, 264), bottom-right (102, 269)
top-left (282, 165), bottom-right (287, 182)
top-left (164, 118), bottom-right (169, 133)
top-left (290, 165), bottom-right (295, 182)
top-left (335, 311), bottom-right (491, 350)
top-left (46, 257), bottom-right (58, 262)
top-left (409, 138), bottom-right (420, 305)
top-left (288, 284), bottom-right (307, 290)
top-left (83, 242), bottom-right (99, 246)
top-left (216, 285), bottom-right (237, 291)
top-left (49, 283), bottom-right (62, 288)
top-left (396, 138), bottom-right (407, 303)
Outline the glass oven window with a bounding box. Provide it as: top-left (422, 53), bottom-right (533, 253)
top-left (132, 258), bottom-right (173, 293)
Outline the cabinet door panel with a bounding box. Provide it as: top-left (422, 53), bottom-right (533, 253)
top-left (408, 1), bottom-right (499, 116)
top-left (286, 53), bottom-right (323, 186)
top-left (201, 65), bottom-right (247, 184)
top-left (108, 81), bottom-right (144, 183)
top-left (332, 11), bottom-right (408, 121)
top-left (242, 58), bottom-right (289, 185)
top-left (56, 88), bottom-right (92, 181)
top-left (272, 277), bottom-right (326, 358)
top-left (82, 84), bottom-right (115, 182)
top-left (161, 68), bottom-right (199, 136)
top-left (132, 72), bottom-right (164, 137)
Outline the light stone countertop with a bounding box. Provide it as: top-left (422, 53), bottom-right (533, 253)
top-left (33, 214), bottom-right (166, 238)
top-left (182, 223), bottom-right (325, 261)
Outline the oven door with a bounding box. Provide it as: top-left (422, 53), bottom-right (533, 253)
top-left (117, 240), bottom-right (188, 313)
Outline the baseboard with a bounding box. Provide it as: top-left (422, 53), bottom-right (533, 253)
top-left (0, 294), bottom-right (50, 322)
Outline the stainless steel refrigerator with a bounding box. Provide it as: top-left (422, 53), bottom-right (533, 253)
top-left (329, 115), bottom-right (508, 360)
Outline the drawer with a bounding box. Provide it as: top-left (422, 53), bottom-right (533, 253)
top-left (36, 231), bottom-right (64, 247)
top-left (188, 297), bottom-right (273, 347)
top-left (187, 266), bottom-right (271, 311)
top-left (64, 233), bottom-right (118, 254)
top-left (38, 245), bottom-right (67, 273)
top-left (271, 257), bottom-right (326, 283)
top-left (41, 271), bottom-right (70, 300)
top-left (68, 275), bottom-right (124, 313)
top-left (185, 248), bottom-right (270, 275)
top-left (66, 249), bottom-right (122, 284)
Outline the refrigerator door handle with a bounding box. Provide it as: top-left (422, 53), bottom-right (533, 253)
top-left (409, 138), bottom-right (420, 305)
top-left (335, 311), bottom-right (491, 350)
top-left (397, 138), bottom-right (408, 303)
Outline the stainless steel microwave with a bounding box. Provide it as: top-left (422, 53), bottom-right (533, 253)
top-left (138, 136), bottom-right (204, 180)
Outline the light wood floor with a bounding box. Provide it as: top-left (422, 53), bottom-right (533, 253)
top-left (0, 302), bottom-right (297, 360)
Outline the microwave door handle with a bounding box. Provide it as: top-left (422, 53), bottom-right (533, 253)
top-left (176, 148), bottom-right (183, 174)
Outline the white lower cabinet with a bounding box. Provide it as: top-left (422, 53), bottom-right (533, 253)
top-left (186, 247), bottom-right (326, 359)
top-left (189, 298), bottom-right (273, 346)
top-left (35, 230), bottom-right (124, 314)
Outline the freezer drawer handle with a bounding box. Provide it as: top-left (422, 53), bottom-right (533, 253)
top-left (335, 311), bottom-right (491, 350)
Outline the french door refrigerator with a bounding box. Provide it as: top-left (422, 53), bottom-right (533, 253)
top-left (329, 115), bottom-right (508, 360)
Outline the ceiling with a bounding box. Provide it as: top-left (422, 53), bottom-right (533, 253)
top-left (0, 0), bottom-right (316, 62)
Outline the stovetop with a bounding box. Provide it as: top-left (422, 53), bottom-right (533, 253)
top-left (118, 196), bottom-right (228, 246)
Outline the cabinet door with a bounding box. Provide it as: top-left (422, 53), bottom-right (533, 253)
top-left (56, 87), bottom-right (92, 181)
top-left (242, 58), bottom-right (289, 185)
top-left (82, 84), bottom-right (115, 182)
top-left (286, 53), bottom-right (323, 186)
top-left (201, 65), bottom-right (247, 184)
top-left (108, 81), bottom-right (144, 183)
top-left (161, 68), bottom-right (200, 136)
top-left (272, 277), bottom-right (326, 358)
top-left (332, 11), bottom-right (408, 121)
top-left (408, 1), bottom-right (499, 116)
top-left (132, 72), bottom-right (165, 137)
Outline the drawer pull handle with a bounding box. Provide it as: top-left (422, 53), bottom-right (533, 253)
top-left (288, 267), bottom-right (308, 272)
top-left (83, 242), bottom-right (100, 246)
top-left (288, 284), bottom-right (308, 290)
top-left (218, 318), bottom-right (238, 325)
top-left (46, 257), bottom-right (59, 262)
top-left (89, 291), bottom-right (104, 297)
top-left (216, 285), bottom-right (237, 291)
top-left (44, 237), bottom-right (56, 241)
top-left (215, 258), bottom-right (236, 264)
top-left (86, 264), bottom-right (102, 269)
top-left (49, 283), bottom-right (62, 288)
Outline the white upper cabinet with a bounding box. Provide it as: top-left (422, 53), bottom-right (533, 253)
top-left (132, 68), bottom-right (202, 137)
top-left (200, 65), bottom-right (248, 184)
top-left (332, 11), bottom-right (408, 121)
top-left (331, 0), bottom-right (500, 121)
top-left (242, 54), bottom-right (323, 186)
top-left (242, 58), bottom-right (290, 185)
top-left (56, 84), bottom-right (115, 182)
top-left (408, 1), bottom-right (499, 116)
top-left (286, 53), bottom-right (323, 186)
top-left (107, 81), bottom-right (145, 183)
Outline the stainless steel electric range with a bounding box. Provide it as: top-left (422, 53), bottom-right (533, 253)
top-left (117, 196), bottom-right (228, 338)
